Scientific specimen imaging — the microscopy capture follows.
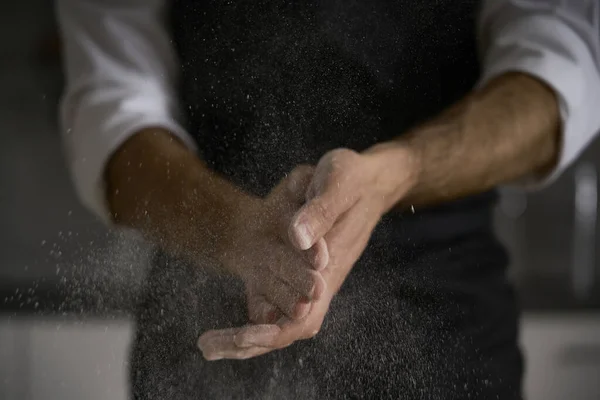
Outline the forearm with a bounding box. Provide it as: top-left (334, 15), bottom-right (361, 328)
top-left (106, 128), bottom-right (255, 263)
top-left (369, 72), bottom-right (561, 210)
top-left (57, 0), bottom-right (200, 222)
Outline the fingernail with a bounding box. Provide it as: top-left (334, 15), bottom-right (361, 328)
top-left (200, 344), bottom-right (224, 361)
top-left (293, 221), bottom-right (313, 250)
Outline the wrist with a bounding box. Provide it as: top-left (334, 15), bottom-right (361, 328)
top-left (106, 128), bottom-right (251, 267)
top-left (362, 140), bottom-right (421, 212)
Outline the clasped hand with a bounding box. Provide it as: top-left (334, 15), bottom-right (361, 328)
top-left (199, 147), bottom-right (411, 360)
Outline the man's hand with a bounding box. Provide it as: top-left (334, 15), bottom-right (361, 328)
top-left (288, 147), bottom-right (417, 287)
top-left (198, 290), bottom-right (333, 360)
top-left (198, 147), bottom-right (419, 360)
top-left (223, 165), bottom-right (330, 322)
top-left (197, 72), bottom-right (561, 360)
top-left (107, 129), bottom-right (329, 322)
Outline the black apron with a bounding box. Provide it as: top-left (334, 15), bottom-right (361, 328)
top-left (129, 1), bottom-right (523, 398)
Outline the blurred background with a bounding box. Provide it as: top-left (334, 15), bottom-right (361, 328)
top-left (1, 1), bottom-right (599, 399)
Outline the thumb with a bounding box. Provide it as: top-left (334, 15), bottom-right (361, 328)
top-left (288, 185), bottom-right (355, 251)
top-left (281, 165), bottom-right (331, 270)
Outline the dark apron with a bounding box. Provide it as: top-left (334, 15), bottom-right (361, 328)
top-left (129, 1), bottom-right (523, 398)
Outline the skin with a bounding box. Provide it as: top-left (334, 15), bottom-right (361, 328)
top-left (197, 72), bottom-right (561, 360)
top-left (106, 71), bottom-right (559, 360)
top-left (107, 131), bottom-right (329, 323)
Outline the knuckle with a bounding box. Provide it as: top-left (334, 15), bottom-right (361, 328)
top-left (287, 165), bottom-right (314, 188)
top-left (317, 148), bottom-right (361, 189)
top-left (329, 148), bottom-right (359, 168)
top-left (292, 164), bottom-right (315, 176)
top-left (312, 200), bottom-right (334, 225)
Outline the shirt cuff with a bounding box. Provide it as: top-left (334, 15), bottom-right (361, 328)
top-left (64, 104), bottom-right (197, 224)
top-left (478, 13), bottom-right (600, 189)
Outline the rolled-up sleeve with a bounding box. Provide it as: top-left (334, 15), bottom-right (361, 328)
top-left (478, 0), bottom-right (600, 186)
top-left (56, 0), bottom-right (197, 222)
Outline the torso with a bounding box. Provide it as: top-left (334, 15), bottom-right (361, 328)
top-left (127, 6), bottom-right (522, 398)
top-left (171, 0), bottom-right (495, 240)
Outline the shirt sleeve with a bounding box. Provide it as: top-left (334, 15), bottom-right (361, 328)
top-left (478, 0), bottom-right (600, 187)
top-left (56, 0), bottom-right (197, 223)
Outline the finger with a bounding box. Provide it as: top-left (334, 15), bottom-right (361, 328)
top-left (285, 165), bottom-right (315, 204)
top-left (266, 309), bottom-right (284, 324)
top-left (305, 179), bottom-right (317, 202)
top-left (325, 202), bottom-right (378, 269)
top-left (198, 327), bottom-right (243, 359)
top-left (198, 328), bottom-right (274, 360)
top-left (268, 246), bottom-right (326, 299)
top-left (279, 206), bottom-right (330, 271)
top-left (289, 191), bottom-right (357, 251)
top-left (247, 292), bottom-right (278, 324)
top-left (212, 346), bottom-right (273, 360)
top-left (275, 165), bottom-right (318, 243)
top-left (258, 273), bottom-right (312, 320)
top-left (233, 318), bottom-right (309, 350)
top-left (276, 196), bottom-right (329, 272)
top-left (302, 237), bottom-right (329, 271)
top-left (199, 327), bottom-right (242, 342)
top-left (233, 323), bottom-right (291, 349)
top-left (270, 260), bottom-right (327, 302)
top-left (233, 324), bottom-right (283, 348)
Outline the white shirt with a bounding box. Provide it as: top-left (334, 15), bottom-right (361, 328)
top-left (56, 0), bottom-right (600, 222)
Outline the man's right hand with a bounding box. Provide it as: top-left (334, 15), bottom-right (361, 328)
top-left (106, 128), bottom-right (327, 322)
top-left (222, 165), bottom-right (329, 322)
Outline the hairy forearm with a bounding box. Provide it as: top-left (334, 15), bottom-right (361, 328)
top-left (371, 72), bottom-right (561, 210)
top-left (106, 128), bottom-right (252, 263)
